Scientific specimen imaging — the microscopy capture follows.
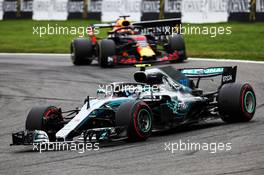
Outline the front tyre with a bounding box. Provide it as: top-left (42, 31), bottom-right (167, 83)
top-left (71, 38), bottom-right (93, 65)
top-left (167, 35), bottom-right (186, 63)
top-left (116, 101), bottom-right (152, 141)
top-left (25, 106), bottom-right (64, 141)
top-left (218, 83), bottom-right (256, 123)
top-left (98, 39), bottom-right (116, 68)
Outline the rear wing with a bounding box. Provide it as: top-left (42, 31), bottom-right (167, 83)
top-left (179, 66), bottom-right (237, 85)
top-left (91, 18), bottom-right (182, 36)
top-left (133, 18), bottom-right (181, 35)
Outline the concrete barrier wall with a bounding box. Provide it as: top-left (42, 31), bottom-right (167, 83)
top-left (0, 0), bottom-right (263, 22)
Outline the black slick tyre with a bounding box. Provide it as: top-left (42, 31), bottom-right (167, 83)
top-left (218, 83), bottom-right (256, 123)
top-left (115, 101), bottom-right (152, 141)
top-left (25, 106), bottom-right (64, 141)
top-left (167, 35), bottom-right (186, 63)
top-left (71, 38), bottom-right (93, 65)
top-left (98, 39), bottom-right (116, 68)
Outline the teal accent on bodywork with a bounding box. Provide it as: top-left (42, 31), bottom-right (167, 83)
top-left (181, 68), bottom-right (224, 75)
top-left (105, 98), bottom-right (132, 108)
top-left (166, 98), bottom-right (190, 117)
top-left (99, 130), bottom-right (110, 140)
top-left (75, 98), bottom-right (132, 132)
top-left (181, 86), bottom-right (192, 93)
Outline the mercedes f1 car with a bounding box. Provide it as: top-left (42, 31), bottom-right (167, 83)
top-left (71, 16), bottom-right (187, 67)
top-left (11, 65), bottom-right (256, 146)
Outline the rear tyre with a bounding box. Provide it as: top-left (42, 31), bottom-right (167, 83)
top-left (167, 35), bottom-right (186, 63)
top-left (98, 39), bottom-right (116, 68)
top-left (116, 101), bottom-right (152, 141)
top-left (71, 38), bottom-right (93, 65)
top-left (25, 106), bottom-right (64, 141)
top-left (218, 83), bottom-right (256, 123)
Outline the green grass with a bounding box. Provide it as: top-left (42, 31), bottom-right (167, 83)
top-left (0, 20), bottom-right (263, 60)
top-left (0, 19), bottom-right (102, 53)
top-left (183, 22), bottom-right (264, 61)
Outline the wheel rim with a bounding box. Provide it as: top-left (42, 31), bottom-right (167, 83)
top-left (244, 91), bottom-right (255, 113)
top-left (44, 108), bottom-right (58, 119)
top-left (137, 109), bottom-right (151, 133)
top-left (43, 108), bottom-right (60, 126)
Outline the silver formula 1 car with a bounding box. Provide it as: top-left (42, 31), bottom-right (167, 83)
top-left (11, 65), bottom-right (256, 146)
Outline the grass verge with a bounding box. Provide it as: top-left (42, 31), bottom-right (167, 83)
top-left (0, 20), bottom-right (263, 61)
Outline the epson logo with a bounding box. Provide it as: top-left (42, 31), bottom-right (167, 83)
top-left (223, 75), bottom-right (232, 82)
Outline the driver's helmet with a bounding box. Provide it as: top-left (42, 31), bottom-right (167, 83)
top-left (112, 19), bottom-right (134, 35)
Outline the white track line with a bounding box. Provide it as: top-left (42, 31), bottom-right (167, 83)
top-left (189, 58), bottom-right (264, 64)
top-left (0, 53), bottom-right (264, 64)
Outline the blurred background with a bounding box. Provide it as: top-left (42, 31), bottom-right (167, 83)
top-left (0, 0), bottom-right (263, 60)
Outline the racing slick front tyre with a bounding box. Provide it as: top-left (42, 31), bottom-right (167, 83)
top-left (116, 101), bottom-right (153, 141)
top-left (167, 35), bottom-right (186, 63)
top-left (25, 106), bottom-right (64, 141)
top-left (71, 38), bottom-right (93, 65)
top-left (98, 39), bottom-right (116, 68)
top-left (218, 83), bottom-right (256, 123)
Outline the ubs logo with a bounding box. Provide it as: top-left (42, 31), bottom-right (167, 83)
top-left (223, 75), bottom-right (232, 82)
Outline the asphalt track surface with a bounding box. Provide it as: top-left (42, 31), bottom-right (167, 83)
top-left (0, 54), bottom-right (263, 175)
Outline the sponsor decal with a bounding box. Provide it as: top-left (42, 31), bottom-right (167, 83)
top-left (88, 0), bottom-right (102, 12)
top-left (68, 1), bottom-right (83, 13)
top-left (2, 0), bottom-right (33, 19)
top-left (208, 0), bottom-right (229, 12)
top-left (181, 0), bottom-right (229, 23)
top-left (182, 0), bottom-right (206, 13)
top-left (166, 98), bottom-right (188, 116)
top-left (142, 0), bottom-right (160, 13)
top-left (165, 0), bottom-right (182, 13)
top-left (182, 68), bottom-right (224, 75)
top-left (32, 0), bottom-right (68, 20)
top-left (101, 0), bottom-right (141, 22)
top-left (102, 0), bottom-right (140, 13)
top-left (257, 0), bottom-right (264, 12)
top-left (222, 75), bottom-right (232, 82)
top-left (68, 0), bottom-right (102, 13)
top-left (3, 0), bottom-right (17, 12)
top-left (204, 67), bottom-right (224, 74)
top-left (228, 0), bottom-right (250, 13)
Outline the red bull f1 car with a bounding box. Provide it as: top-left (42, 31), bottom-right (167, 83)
top-left (11, 65), bottom-right (256, 147)
top-left (71, 16), bottom-right (187, 67)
